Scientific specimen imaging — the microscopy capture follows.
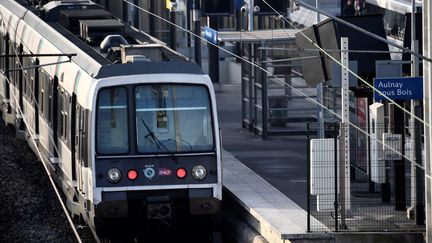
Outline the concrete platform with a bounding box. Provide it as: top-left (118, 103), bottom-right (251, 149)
top-left (223, 150), bottom-right (332, 243)
top-left (222, 150), bottom-right (425, 243)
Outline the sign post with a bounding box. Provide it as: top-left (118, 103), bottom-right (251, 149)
top-left (340, 37), bottom-right (350, 229)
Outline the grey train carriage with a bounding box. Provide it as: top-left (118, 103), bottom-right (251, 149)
top-left (0, 0), bottom-right (222, 236)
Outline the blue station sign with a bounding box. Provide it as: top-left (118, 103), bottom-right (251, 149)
top-left (373, 77), bottom-right (423, 101)
top-left (203, 26), bottom-right (218, 44)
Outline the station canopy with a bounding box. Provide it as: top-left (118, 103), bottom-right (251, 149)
top-left (217, 29), bottom-right (301, 43)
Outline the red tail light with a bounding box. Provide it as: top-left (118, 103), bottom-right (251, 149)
top-left (176, 168), bottom-right (187, 179)
top-left (127, 169), bottom-right (138, 181)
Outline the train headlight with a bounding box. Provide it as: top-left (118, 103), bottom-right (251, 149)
top-left (107, 168), bottom-right (122, 183)
top-left (192, 165), bottom-right (207, 181)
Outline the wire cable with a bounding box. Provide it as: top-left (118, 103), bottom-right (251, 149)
top-left (122, 0), bottom-right (430, 178)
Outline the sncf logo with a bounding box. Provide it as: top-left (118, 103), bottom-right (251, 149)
top-left (158, 168), bottom-right (172, 176)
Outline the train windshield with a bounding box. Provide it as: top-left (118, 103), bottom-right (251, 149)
top-left (96, 87), bottom-right (129, 154)
top-left (135, 84), bottom-right (214, 153)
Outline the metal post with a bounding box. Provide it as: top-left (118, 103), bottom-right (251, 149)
top-left (414, 105), bottom-right (425, 225)
top-left (248, 43), bottom-right (254, 132)
top-left (244, 0), bottom-right (253, 135)
top-left (208, 16), bottom-right (219, 83)
top-left (306, 122), bottom-right (311, 232)
top-left (382, 101), bottom-right (391, 203)
top-left (334, 123), bottom-right (339, 232)
top-left (261, 44), bottom-right (268, 139)
top-left (186, 0), bottom-right (192, 48)
top-left (317, 83), bottom-right (324, 138)
top-left (193, 0), bottom-right (201, 66)
top-left (424, 0), bottom-right (432, 241)
top-left (254, 44), bottom-right (259, 134)
top-left (235, 9), bottom-right (242, 62)
top-left (339, 37), bottom-right (350, 229)
top-left (169, 7), bottom-right (177, 51)
top-left (368, 95), bottom-right (375, 193)
top-left (394, 102), bottom-right (406, 211)
top-left (339, 125), bottom-right (348, 229)
top-left (248, 0), bottom-right (254, 31)
top-left (409, 0), bottom-right (420, 218)
top-left (149, 0), bottom-right (155, 37)
top-left (316, 0), bottom-right (320, 23)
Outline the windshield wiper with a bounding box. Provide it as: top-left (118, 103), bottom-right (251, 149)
top-left (140, 118), bottom-right (178, 163)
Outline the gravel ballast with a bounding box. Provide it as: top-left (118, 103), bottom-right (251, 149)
top-left (0, 121), bottom-right (94, 243)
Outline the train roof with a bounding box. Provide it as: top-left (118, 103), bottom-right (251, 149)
top-left (2, 0), bottom-right (199, 79)
top-left (96, 62), bottom-right (204, 79)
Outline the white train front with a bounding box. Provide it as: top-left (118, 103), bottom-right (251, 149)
top-left (0, 0), bottom-right (222, 237)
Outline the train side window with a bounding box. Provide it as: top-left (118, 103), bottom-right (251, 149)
top-left (24, 57), bottom-right (33, 101)
top-left (23, 57), bottom-right (28, 99)
top-left (0, 35), bottom-right (4, 72)
top-left (8, 40), bottom-right (14, 84)
top-left (58, 89), bottom-right (64, 140)
top-left (39, 71), bottom-right (46, 116)
top-left (48, 78), bottom-right (52, 123)
top-left (29, 59), bottom-right (34, 102)
top-left (2, 35), bottom-right (7, 72)
top-left (40, 90), bottom-right (44, 114)
top-left (67, 95), bottom-right (72, 145)
top-left (31, 59), bottom-right (38, 105)
top-left (75, 104), bottom-right (80, 145)
top-left (60, 110), bottom-right (64, 138)
top-left (75, 102), bottom-right (89, 165)
top-left (64, 111), bottom-right (68, 140)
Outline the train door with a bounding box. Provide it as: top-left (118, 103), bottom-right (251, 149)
top-left (3, 34), bottom-right (10, 111)
top-left (52, 75), bottom-right (58, 157)
top-left (8, 38), bottom-right (15, 114)
top-left (34, 59), bottom-right (39, 134)
top-left (0, 34), bottom-right (9, 105)
top-left (71, 94), bottom-right (76, 182)
top-left (75, 104), bottom-right (85, 194)
top-left (18, 44), bottom-right (23, 124)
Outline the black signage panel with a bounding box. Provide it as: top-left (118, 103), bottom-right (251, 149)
top-left (202, 0), bottom-right (233, 16)
top-left (254, 0), bottom-right (287, 15)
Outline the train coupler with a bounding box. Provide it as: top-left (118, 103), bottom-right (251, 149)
top-left (146, 196), bottom-right (171, 219)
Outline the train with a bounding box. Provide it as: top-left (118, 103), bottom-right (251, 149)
top-left (0, 0), bottom-right (222, 238)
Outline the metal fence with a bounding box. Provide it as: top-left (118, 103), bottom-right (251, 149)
top-left (307, 122), bottom-right (425, 232)
top-left (241, 40), bottom-right (318, 139)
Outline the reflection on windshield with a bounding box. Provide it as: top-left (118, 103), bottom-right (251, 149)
top-left (96, 87), bottom-right (129, 154)
top-left (135, 84), bottom-right (214, 153)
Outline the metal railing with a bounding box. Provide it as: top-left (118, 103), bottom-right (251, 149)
top-left (306, 122), bottom-right (425, 232)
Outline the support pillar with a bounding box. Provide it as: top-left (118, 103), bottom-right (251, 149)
top-left (208, 17), bottom-right (219, 83)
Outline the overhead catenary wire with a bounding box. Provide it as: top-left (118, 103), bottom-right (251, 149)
top-left (260, 0), bottom-right (430, 130)
top-left (121, 0), bottom-right (431, 179)
top-left (0, 11), bottom-right (83, 243)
